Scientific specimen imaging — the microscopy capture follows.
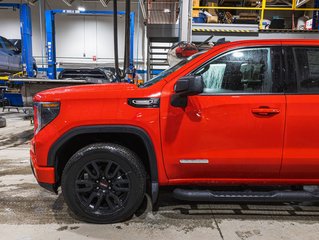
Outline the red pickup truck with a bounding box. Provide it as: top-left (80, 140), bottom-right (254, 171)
top-left (31, 39), bottom-right (319, 223)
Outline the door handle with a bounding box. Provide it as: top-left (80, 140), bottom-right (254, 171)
top-left (251, 107), bottom-right (280, 116)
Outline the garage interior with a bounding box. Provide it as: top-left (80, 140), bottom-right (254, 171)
top-left (1, 0), bottom-right (319, 239)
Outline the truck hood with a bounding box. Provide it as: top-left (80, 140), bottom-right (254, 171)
top-left (33, 83), bottom-right (138, 102)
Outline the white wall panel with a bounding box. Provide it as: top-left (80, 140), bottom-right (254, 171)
top-left (0, 0), bottom-right (146, 68)
top-left (0, 10), bottom-right (20, 39)
top-left (55, 15), bottom-right (85, 58)
top-left (96, 15), bottom-right (125, 60)
top-left (84, 16), bottom-right (97, 59)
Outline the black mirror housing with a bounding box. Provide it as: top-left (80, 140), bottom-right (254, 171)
top-left (171, 75), bottom-right (204, 107)
top-left (174, 75), bottom-right (204, 96)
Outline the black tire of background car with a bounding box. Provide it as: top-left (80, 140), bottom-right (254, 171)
top-left (61, 143), bottom-right (146, 223)
top-left (0, 117), bottom-right (6, 128)
top-left (33, 64), bottom-right (38, 78)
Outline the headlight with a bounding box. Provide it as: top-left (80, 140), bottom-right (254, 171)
top-left (34, 102), bottom-right (60, 134)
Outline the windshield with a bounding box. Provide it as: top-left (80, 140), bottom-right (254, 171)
top-left (1, 37), bottom-right (16, 52)
top-left (140, 51), bottom-right (205, 88)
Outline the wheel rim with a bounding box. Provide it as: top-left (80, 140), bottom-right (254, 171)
top-left (75, 159), bottom-right (130, 215)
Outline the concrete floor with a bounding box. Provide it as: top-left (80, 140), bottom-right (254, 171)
top-left (1, 111), bottom-right (319, 240)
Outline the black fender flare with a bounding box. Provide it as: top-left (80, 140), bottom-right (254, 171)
top-left (48, 125), bottom-right (159, 203)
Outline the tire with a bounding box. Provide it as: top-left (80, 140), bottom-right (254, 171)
top-left (61, 143), bottom-right (146, 223)
top-left (0, 117), bottom-right (6, 128)
top-left (33, 64), bottom-right (38, 78)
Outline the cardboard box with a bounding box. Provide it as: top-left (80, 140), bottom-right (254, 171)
top-left (192, 0), bottom-right (200, 18)
top-left (207, 15), bottom-right (218, 23)
top-left (207, 3), bottom-right (217, 17)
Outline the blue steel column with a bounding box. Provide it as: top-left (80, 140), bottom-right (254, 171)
top-left (45, 10), bottom-right (56, 79)
top-left (130, 12), bottom-right (135, 65)
top-left (20, 4), bottom-right (34, 77)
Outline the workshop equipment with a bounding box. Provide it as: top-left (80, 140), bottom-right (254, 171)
top-left (0, 3), bottom-right (34, 77)
top-left (45, 3), bottom-right (134, 80)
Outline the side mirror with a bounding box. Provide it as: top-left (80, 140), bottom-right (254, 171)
top-left (171, 75), bottom-right (204, 108)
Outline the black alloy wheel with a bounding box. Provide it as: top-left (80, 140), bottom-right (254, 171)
top-left (75, 159), bottom-right (130, 214)
top-left (62, 143), bottom-right (146, 223)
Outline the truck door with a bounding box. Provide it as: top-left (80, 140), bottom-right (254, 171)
top-left (160, 47), bottom-right (286, 181)
top-left (281, 46), bottom-right (319, 179)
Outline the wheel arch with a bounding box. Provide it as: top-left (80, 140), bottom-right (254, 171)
top-left (48, 125), bottom-right (159, 203)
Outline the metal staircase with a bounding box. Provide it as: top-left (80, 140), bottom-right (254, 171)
top-left (148, 42), bottom-right (173, 79)
top-left (146, 0), bottom-right (179, 80)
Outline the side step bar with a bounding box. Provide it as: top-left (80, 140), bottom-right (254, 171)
top-left (173, 188), bottom-right (319, 203)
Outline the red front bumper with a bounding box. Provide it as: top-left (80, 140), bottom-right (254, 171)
top-left (30, 147), bottom-right (55, 184)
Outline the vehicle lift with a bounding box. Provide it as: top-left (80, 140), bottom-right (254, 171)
top-left (45, 0), bottom-right (134, 79)
top-left (13, 0), bottom-right (136, 109)
top-left (1, 1), bottom-right (134, 81)
top-left (0, 3), bottom-right (34, 78)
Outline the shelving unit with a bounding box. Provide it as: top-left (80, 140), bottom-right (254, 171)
top-left (192, 0), bottom-right (319, 30)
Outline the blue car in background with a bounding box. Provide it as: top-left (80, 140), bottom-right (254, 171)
top-left (0, 36), bottom-right (37, 76)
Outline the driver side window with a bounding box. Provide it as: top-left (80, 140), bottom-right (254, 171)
top-left (194, 48), bottom-right (273, 94)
